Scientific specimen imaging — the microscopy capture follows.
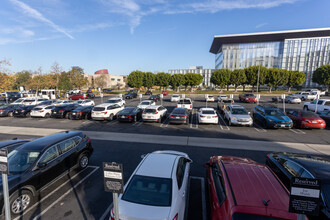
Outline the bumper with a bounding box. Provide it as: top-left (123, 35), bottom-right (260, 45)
top-left (118, 117), bottom-right (134, 122)
top-left (92, 117), bottom-right (108, 121)
top-left (245, 99), bottom-right (257, 103)
top-left (271, 122), bottom-right (293, 128)
top-left (300, 122), bottom-right (326, 129)
top-left (199, 118), bottom-right (218, 124)
top-left (169, 119), bottom-right (188, 124)
top-left (51, 113), bottom-right (65, 118)
top-left (231, 120), bottom-right (253, 126)
top-left (71, 114), bottom-right (84, 120)
top-left (0, 112), bottom-right (8, 117)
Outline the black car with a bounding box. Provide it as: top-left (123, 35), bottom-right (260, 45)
top-left (51, 104), bottom-right (80, 119)
top-left (13, 105), bottom-right (37, 117)
top-left (169, 108), bottom-right (190, 124)
top-left (0, 131), bottom-right (93, 217)
top-left (70, 105), bottom-right (93, 120)
top-left (0, 105), bottom-right (22, 117)
top-left (0, 139), bottom-right (29, 153)
top-left (117, 107), bottom-right (143, 122)
top-left (125, 93), bottom-right (137, 99)
top-left (102, 88), bottom-right (112, 93)
top-left (266, 152), bottom-right (330, 219)
top-left (319, 110), bottom-right (330, 126)
top-left (7, 92), bottom-right (21, 101)
top-left (145, 91), bottom-right (152, 95)
top-left (86, 93), bottom-right (95, 99)
top-left (149, 94), bottom-right (160, 101)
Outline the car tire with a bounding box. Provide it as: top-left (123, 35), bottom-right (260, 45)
top-left (303, 106), bottom-right (308, 111)
top-left (228, 119), bottom-right (232, 126)
top-left (134, 116), bottom-right (137, 122)
top-left (26, 112), bottom-right (31, 117)
top-left (68, 113), bottom-right (72, 120)
top-left (45, 113), bottom-right (50, 118)
top-left (8, 112), bottom-right (13, 117)
top-left (301, 97), bottom-right (305, 101)
top-left (109, 114), bottom-right (114, 121)
top-left (77, 153), bottom-right (89, 170)
top-left (9, 190), bottom-right (34, 217)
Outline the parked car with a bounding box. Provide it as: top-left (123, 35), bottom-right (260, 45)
top-left (69, 94), bottom-right (88, 100)
top-left (197, 108), bottom-right (218, 124)
top-left (0, 131), bottom-right (93, 217)
top-left (11, 97), bottom-right (48, 106)
top-left (144, 90), bottom-right (152, 95)
top-left (169, 108), bottom-right (190, 124)
top-left (91, 103), bottom-right (124, 121)
top-left (266, 152), bottom-right (330, 219)
top-left (0, 139), bottom-right (30, 153)
top-left (285, 96), bottom-right (301, 104)
top-left (103, 88), bottom-right (112, 93)
top-left (170, 94), bottom-right (180, 102)
top-left (74, 99), bottom-right (95, 106)
top-left (318, 110), bottom-right (330, 126)
top-left (13, 105), bottom-right (37, 117)
top-left (30, 105), bottom-right (54, 118)
top-left (125, 93), bottom-right (137, 99)
top-left (149, 94), bottom-right (160, 102)
top-left (161, 91), bottom-right (168, 96)
top-left (205, 95), bottom-right (215, 102)
top-left (105, 98), bottom-right (125, 107)
top-left (110, 151), bottom-right (192, 220)
top-left (176, 98), bottom-right (193, 111)
top-left (286, 110), bottom-right (326, 129)
top-left (0, 104), bottom-right (23, 117)
top-left (68, 89), bottom-right (81, 95)
top-left (70, 105), bottom-right (94, 120)
top-left (7, 92), bottom-right (21, 101)
top-left (252, 105), bottom-right (293, 128)
top-left (38, 100), bottom-right (57, 106)
top-left (217, 99), bottom-right (234, 113)
top-left (137, 100), bottom-right (155, 110)
top-left (292, 91), bottom-right (316, 101)
top-left (86, 92), bottom-right (95, 99)
top-left (303, 99), bottom-right (330, 112)
top-left (224, 105), bottom-right (253, 126)
top-left (239, 93), bottom-right (257, 103)
top-left (53, 100), bottom-right (73, 106)
top-left (205, 156), bottom-right (298, 220)
top-left (142, 105), bottom-right (167, 123)
top-left (217, 95), bottom-right (228, 101)
top-left (117, 107), bottom-right (143, 122)
top-left (51, 104), bottom-right (80, 119)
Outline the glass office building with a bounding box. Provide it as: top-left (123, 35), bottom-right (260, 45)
top-left (210, 28), bottom-right (330, 87)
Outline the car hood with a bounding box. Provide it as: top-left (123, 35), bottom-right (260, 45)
top-left (232, 114), bottom-right (251, 120)
top-left (0, 174), bottom-right (22, 190)
top-left (266, 115), bottom-right (291, 122)
top-left (118, 200), bottom-right (171, 220)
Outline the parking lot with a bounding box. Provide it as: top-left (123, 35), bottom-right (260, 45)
top-left (0, 93), bottom-right (329, 220)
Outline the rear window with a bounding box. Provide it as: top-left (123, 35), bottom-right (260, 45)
top-left (122, 175), bottom-right (172, 206)
top-left (93, 107), bottom-right (105, 111)
top-left (23, 100), bottom-right (34, 103)
top-left (140, 102), bottom-right (150, 105)
top-left (172, 95), bottom-right (179, 97)
top-left (178, 99), bottom-right (191, 104)
top-left (202, 110), bottom-right (215, 114)
top-left (120, 108), bottom-right (134, 114)
top-left (173, 109), bottom-right (186, 114)
top-left (301, 112), bottom-right (319, 118)
top-left (232, 213), bottom-right (283, 220)
top-left (33, 108), bottom-right (43, 111)
top-left (144, 109), bottom-right (156, 113)
top-left (223, 100), bottom-right (232, 103)
top-left (106, 99), bottom-right (120, 103)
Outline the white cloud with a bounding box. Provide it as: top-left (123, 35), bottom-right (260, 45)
top-left (256, 22), bottom-right (268, 28)
top-left (9, 0), bottom-right (74, 39)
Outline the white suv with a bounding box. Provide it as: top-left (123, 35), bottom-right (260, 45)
top-left (75, 99), bottom-right (95, 106)
top-left (105, 98), bottom-right (125, 107)
top-left (224, 105), bottom-right (253, 126)
top-left (30, 105), bottom-right (54, 118)
top-left (142, 105), bottom-right (167, 123)
top-left (91, 103), bottom-right (124, 121)
top-left (137, 100), bottom-right (155, 110)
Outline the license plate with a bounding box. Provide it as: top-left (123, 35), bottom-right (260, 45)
top-left (53, 111), bottom-right (57, 114)
top-left (176, 117), bottom-right (180, 119)
top-left (121, 116), bottom-right (125, 118)
top-left (281, 125), bottom-right (285, 127)
top-left (147, 116), bottom-right (151, 119)
top-left (312, 121), bottom-right (317, 123)
top-left (15, 111), bottom-right (18, 113)
top-left (207, 116), bottom-right (211, 119)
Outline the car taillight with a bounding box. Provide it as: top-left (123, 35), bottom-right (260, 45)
top-left (213, 115), bottom-right (218, 118)
top-left (0, 110), bottom-right (4, 112)
top-left (200, 115), bottom-right (205, 118)
top-left (86, 137), bottom-right (91, 143)
top-left (153, 112), bottom-right (158, 114)
top-left (173, 213), bottom-right (178, 220)
top-left (21, 110), bottom-right (25, 112)
top-left (77, 112), bottom-right (83, 115)
top-left (190, 105), bottom-right (192, 108)
top-left (181, 116), bottom-right (187, 119)
top-left (127, 115), bottom-right (131, 117)
top-left (170, 115), bottom-right (175, 118)
top-left (59, 110), bottom-right (65, 113)
top-left (176, 105), bottom-right (178, 108)
top-left (39, 110), bottom-right (44, 113)
top-left (103, 112), bottom-right (107, 114)
top-left (142, 111), bottom-right (145, 114)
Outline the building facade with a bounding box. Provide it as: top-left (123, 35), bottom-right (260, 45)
top-left (88, 69), bottom-right (126, 89)
top-left (168, 66), bottom-right (215, 87)
top-left (210, 28), bottom-right (330, 87)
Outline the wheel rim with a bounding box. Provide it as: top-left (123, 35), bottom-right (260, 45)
top-left (11, 194), bottom-right (31, 214)
top-left (80, 156), bottom-right (88, 168)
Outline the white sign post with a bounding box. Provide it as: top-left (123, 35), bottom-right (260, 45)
top-left (119, 94), bottom-right (123, 99)
top-left (205, 94), bottom-right (209, 108)
top-left (139, 94), bottom-right (142, 103)
top-left (5, 93), bottom-right (8, 104)
top-left (315, 94), bottom-right (320, 113)
top-left (256, 94), bottom-right (261, 105)
top-left (229, 94), bottom-right (234, 99)
top-left (160, 94), bottom-right (164, 106)
top-left (0, 150), bottom-right (10, 220)
top-left (181, 94), bottom-right (185, 99)
top-left (100, 93), bottom-right (104, 103)
top-left (281, 94), bottom-right (286, 113)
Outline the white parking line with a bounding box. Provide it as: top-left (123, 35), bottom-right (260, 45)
top-left (253, 124), bottom-right (267, 132)
top-left (216, 111), bottom-right (224, 130)
top-left (106, 120), bottom-right (119, 126)
top-left (160, 111), bottom-right (172, 128)
top-left (217, 112), bottom-right (230, 130)
top-left (190, 176), bottom-right (206, 220)
top-left (13, 166), bottom-right (99, 220)
top-left (99, 203), bottom-right (113, 220)
top-left (32, 166), bottom-right (99, 220)
top-left (289, 128), bottom-right (306, 134)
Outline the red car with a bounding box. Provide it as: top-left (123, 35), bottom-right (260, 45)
top-left (162, 91), bottom-right (168, 96)
top-left (239, 93), bottom-right (257, 103)
top-left (205, 156), bottom-right (298, 220)
top-left (69, 94), bottom-right (88, 100)
top-left (286, 110), bottom-right (326, 129)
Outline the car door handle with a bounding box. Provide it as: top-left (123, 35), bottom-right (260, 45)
top-left (182, 191), bottom-right (185, 198)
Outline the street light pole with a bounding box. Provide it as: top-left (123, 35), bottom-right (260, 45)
top-left (256, 59), bottom-right (263, 105)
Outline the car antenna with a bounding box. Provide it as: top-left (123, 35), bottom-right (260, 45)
top-left (262, 199), bottom-right (271, 206)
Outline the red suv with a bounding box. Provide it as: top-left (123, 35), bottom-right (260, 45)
top-left (205, 156), bottom-right (298, 220)
top-left (239, 93), bottom-right (257, 103)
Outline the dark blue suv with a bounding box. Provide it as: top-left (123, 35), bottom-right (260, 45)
top-left (252, 105), bottom-right (293, 129)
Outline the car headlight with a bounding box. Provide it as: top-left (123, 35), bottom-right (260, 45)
top-left (232, 117), bottom-right (238, 121)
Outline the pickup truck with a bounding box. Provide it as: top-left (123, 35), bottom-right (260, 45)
top-left (303, 99), bottom-right (330, 112)
top-left (292, 92), bottom-right (316, 101)
top-left (176, 98), bottom-right (193, 111)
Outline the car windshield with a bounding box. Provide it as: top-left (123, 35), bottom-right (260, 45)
top-left (106, 99), bottom-right (119, 103)
top-left (144, 109), bottom-right (157, 113)
top-left (231, 213), bottom-right (283, 220)
top-left (76, 101), bottom-right (83, 104)
top-left (232, 108), bottom-right (248, 115)
top-left (178, 99), bottom-right (191, 104)
top-left (120, 108), bottom-right (134, 114)
top-left (122, 175), bottom-right (172, 206)
top-left (54, 101), bottom-right (63, 104)
top-left (23, 99), bottom-right (35, 103)
top-left (8, 149), bottom-right (40, 174)
top-left (93, 107), bottom-right (105, 111)
top-left (173, 109), bottom-right (186, 114)
top-left (223, 100), bottom-right (232, 103)
top-left (33, 107), bottom-right (43, 111)
top-left (202, 110), bottom-right (215, 114)
top-left (13, 98), bottom-right (24, 103)
top-left (265, 109), bottom-right (285, 116)
top-left (140, 102), bottom-right (150, 105)
top-left (172, 95), bottom-right (179, 97)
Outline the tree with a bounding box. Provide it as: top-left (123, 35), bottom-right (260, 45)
top-left (230, 69), bottom-right (246, 92)
top-left (26, 75), bottom-right (47, 92)
top-left (184, 73), bottom-right (203, 91)
top-left (94, 74), bottom-right (108, 89)
top-left (287, 71), bottom-right (306, 92)
top-left (210, 69), bottom-right (231, 92)
top-left (127, 70), bottom-right (144, 89)
top-left (14, 70), bottom-right (31, 89)
top-left (143, 72), bottom-right (155, 90)
top-left (50, 62), bottom-right (63, 90)
top-left (266, 68), bottom-right (289, 92)
top-left (155, 72), bottom-right (171, 91)
top-left (67, 66), bottom-right (88, 89)
top-left (245, 66), bottom-right (268, 92)
top-left (58, 71), bottom-right (73, 91)
top-left (0, 72), bottom-right (15, 91)
top-left (313, 64), bottom-right (330, 91)
top-left (170, 74), bottom-right (186, 91)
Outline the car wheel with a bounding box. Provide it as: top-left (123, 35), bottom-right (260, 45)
top-left (10, 190), bottom-right (34, 217)
top-left (8, 112), bottom-right (13, 117)
top-left (134, 116), bottom-right (137, 122)
top-left (301, 97), bottom-right (305, 101)
top-left (77, 153), bottom-right (89, 170)
top-left (68, 113), bottom-right (72, 120)
top-left (26, 112), bottom-right (31, 117)
top-left (109, 114), bottom-right (114, 121)
top-left (45, 113), bottom-right (50, 118)
top-left (303, 106), bottom-right (308, 111)
top-left (228, 119), bottom-right (232, 126)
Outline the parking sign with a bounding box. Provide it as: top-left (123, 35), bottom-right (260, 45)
top-left (0, 150), bottom-right (8, 174)
top-left (103, 162), bottom-right (124, 193)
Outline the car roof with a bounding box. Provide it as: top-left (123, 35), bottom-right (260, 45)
top-left (107, 98), bottom-right (122, 100)
top-left (230, 105), bottom-right (244, 109)
top-left (145, 105), bottom-right (161, 109)
top-left (17, 131), bottom-right (82, 152)
top-left (217, 156), bottom-right (291, 211)
top-left (95, 103), bottom-right (115, 107)
top-left (274, 153), bottom-right (330, 181)
top-left (200, 108), bottom-right (215, 111)
top-left (140, 100), bottom-right (152, 103)
top-left (135, 152), bottom-right (179, 178)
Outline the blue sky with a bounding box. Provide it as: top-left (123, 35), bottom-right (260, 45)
top-left (1, 0), bottom-right (329, 75)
